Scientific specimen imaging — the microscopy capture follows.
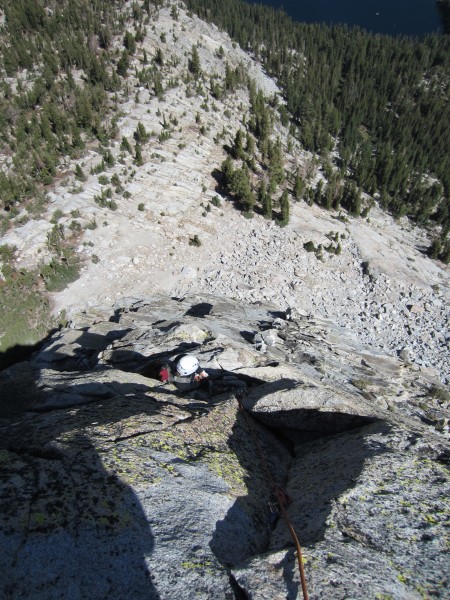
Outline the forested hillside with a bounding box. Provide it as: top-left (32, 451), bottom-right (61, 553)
top-left (0, 0), bottom-right (132, 221)
top-left (0, 0), bottom-right (162, 359)
top-left (186, 0), bottom-right (450, 256)
top-left (0, 0), bottom-right (449, 366)
top-left (1, 0), bottom-right (449, 249)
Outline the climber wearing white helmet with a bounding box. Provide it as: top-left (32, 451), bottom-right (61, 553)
top-left (159, 353), bottom-right (209, 392)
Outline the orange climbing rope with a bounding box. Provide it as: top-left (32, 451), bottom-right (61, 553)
top-left (235, 389), bottom-right (309, 600)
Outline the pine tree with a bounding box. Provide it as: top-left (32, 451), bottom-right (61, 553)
top-left (188, 45), bottom-right (201, 78)
top-left (258, 180), bottom-right (272, 219)
top-left (221, 156), bottom-right (234, 188)
top-left (427, 237), bottom-right (442, 259)
top-left (134, 122), bottom-right (149, 143)
top-left (268, 177), bottom-right (277, 195)
top-left (279, 190), bottom-right (290, 226)
top-left (230, 165), bottom-right (255, 212)
top-left (123, 32), bottom-right (136, 55)
top-left (121, 136), bottom-right (132, 153)
top-left (224, 62), bottom-right (236, 91)
top-left (74, 164), bottom-right (86, 181)
top-left (117, 50), bottom-right (130, 77)
top-left (134, 142), bottom-right (143, 166)
top-left (268, 138), bottom-right (284, 184)
top-left (98, 27), bottom-right (111, 49)
top-left (153, 73), bottom-right (164, 98)
top-left (210, 77), bottom-right (222, 100)
top-left (293, 174), bottom-right (304, 200)
top-left (154, 47), bottom-right (164, 66)
top-left (233, 129), bottom-right (245, 159)
top-left (342, 181), bottom-right (362, 217)
top-left (314, 180), bottom-right (324, 206)
top-left (245, 132), bottom-right (256, 158)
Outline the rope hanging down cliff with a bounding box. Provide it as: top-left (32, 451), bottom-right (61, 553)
top-left (234, 388), bottom-right (309, 600)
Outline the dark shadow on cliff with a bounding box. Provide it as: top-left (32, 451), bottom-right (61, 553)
top-left (0, 340), bottom-right (44, 372)
top-left (0, 324), bottom-right (63, 371)
top-left (0, 327), bottom-right (221, 599)
top-left (209, 378), bottom-right (391, 598)
top-left (0, 430), bottom-right (159, 599)
top-left (241, 378), bottom-right (379, 445)
top-left (208, 379), bottom-right (299, 568)
top-left (275, 420), bottom-right (391, 599)
top-left (0, 354), bottom-right (176, 598)
top-left (33, 327), bottom-right (133, 371)
top-left (0, 402), bottom-right (161, 599)
top-left (184, 302), bottom-right (213, 318)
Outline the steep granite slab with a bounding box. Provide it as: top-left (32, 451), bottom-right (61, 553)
top-left (0, 295), bottom-right (448, 599)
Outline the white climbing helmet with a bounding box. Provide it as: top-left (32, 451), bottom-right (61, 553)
top-left (176, 354), bottom-right (199, 376)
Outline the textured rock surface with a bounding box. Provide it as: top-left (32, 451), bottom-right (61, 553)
top-left (0, 295), bottom-right (449, 599)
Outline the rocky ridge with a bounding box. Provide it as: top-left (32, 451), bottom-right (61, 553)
top-left (0, 294), bottom-right (449, 599)
top-left (0, 5), bottom-right (448, 383)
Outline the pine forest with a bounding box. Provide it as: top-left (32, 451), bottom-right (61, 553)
top-left (1, 1), bottom-right (449, 242)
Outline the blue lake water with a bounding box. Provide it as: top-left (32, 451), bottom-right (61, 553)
top-left (243, 0), bottom-right (442, 36)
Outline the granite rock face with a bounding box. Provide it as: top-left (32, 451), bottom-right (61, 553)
top-left (0, 295), bottom-right (448, 599)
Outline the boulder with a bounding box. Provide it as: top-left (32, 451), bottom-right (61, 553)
top-left (243, 382), bottom-right (380, 436)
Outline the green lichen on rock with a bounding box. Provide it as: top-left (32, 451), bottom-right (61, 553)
top-left (0, 293), bottom-right (448, 600)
